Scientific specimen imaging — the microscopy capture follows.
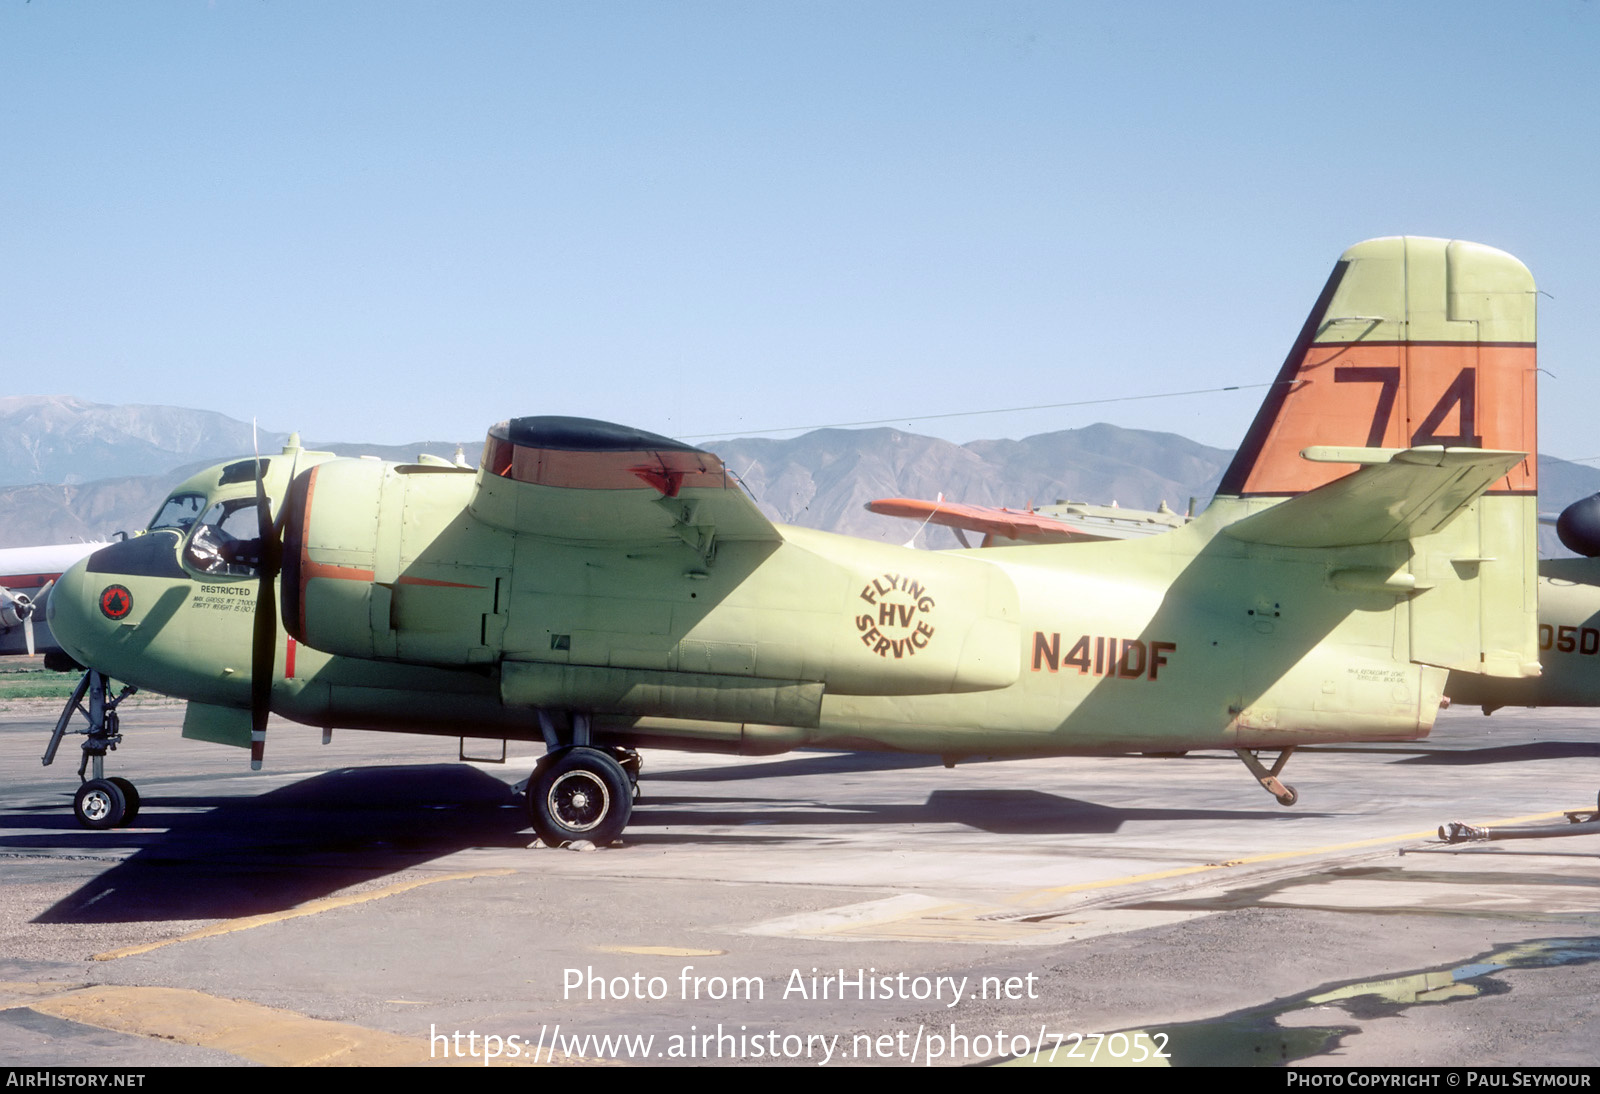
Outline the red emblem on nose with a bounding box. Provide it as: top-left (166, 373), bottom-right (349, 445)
top-left (99, 585), bottom-right (133, 620)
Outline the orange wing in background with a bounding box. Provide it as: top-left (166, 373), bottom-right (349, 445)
top-left (866, 498), bottom-right (1089, 545)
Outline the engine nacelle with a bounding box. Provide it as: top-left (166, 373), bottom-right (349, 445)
top-left (281, 459), bottom-right (512, 665)
top-left (0, 587), bottom-right (32, 630)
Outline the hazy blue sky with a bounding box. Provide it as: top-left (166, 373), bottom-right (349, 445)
top-left (5, 2), bottom-right (1598, 459)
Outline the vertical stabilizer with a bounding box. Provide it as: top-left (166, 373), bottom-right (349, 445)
top-left (1217, 237), bottom-right (1539, 680)
top-left (1217, 236), bottom-right (1535, 499)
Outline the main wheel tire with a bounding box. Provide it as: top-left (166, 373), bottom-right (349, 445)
top-left (74, 779), bottom-right (127, 830)
top-left (108, 777), bottom-right (141, 825)
top-left (528, 747), bottom-right (632, 846)
top-left (1276, 785), bottom-right (1299, 807)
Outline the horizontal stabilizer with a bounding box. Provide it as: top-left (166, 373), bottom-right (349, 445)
top-left (1223, 446), bottom-right (1527, 548)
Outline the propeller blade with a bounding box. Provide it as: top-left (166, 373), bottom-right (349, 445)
top-left (22, 580), bottom-right (52, 658)
top-left (249, 429), bottom-right (277, 770)
top-left (249, 560), bottom-right (275, 769)
top-left (246, 433), bottom-right (301, 770)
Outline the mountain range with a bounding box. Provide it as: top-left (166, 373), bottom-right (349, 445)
top-left (2, 395), bottom-right (1597, 558)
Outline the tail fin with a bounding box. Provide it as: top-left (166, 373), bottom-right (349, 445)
top-left (1217, 236), bottom-right (1536, 499)
top-left (1217, 236), bottom-right (1539, 680)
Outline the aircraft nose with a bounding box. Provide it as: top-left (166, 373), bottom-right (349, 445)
top-left (47, 555), bottom-right (102, 666)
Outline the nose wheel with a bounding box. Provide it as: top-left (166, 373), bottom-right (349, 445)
top-left (44, 669), bottom-right (144, 829)
top-left (73, 777), bottom-right (141, 830)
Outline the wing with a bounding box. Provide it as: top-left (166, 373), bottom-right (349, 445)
top-left (866, 497), bottom-right (1091, 544)
top-left (474, 417), bottom-right (780, 551)
top-left (866, 497), bottom-right (1189, 545)
top-left (283, 418), bottom-right (782, 665)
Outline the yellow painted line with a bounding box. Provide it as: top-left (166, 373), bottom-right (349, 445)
top-left (594, 945), bottom-right (726, 956)
top-left (832, 917), bottom-right (1066, 943)
top-left (93, 869), bottom-right (515, 961)
top-left (1010, 810), bottom-right (1574, 910)
top-left (0, 980), bottom-right (90, 1007)
top-left (24, 983), bottom-right (596, 1067)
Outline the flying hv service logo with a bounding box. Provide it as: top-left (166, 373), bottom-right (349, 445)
top-left (855, 572), bottom-right (936, 659)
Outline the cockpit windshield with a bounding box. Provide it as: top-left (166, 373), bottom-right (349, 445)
top-left (149, 493), bottom-right (207, 534)
top-left (183, 498), bottom-right (265, 577)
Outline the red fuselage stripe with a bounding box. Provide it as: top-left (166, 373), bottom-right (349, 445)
top-left (0, 572), bottom-right (63, 588)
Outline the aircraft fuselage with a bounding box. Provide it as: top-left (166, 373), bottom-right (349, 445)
top-left (49, 466), bottom-right (1441, 760)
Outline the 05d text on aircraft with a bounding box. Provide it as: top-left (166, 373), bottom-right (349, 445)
top-left (1539, 624), bottom-right (1600, 656)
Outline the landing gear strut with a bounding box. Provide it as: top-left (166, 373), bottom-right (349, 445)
top-left (43, 669), bottom-right (142, 829)
top-left (522, 710), bottom-right (639, 845)
top-left (1235, 747), bottom-right (1298, 807)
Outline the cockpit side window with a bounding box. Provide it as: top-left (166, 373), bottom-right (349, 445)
top-left (184, 499), bottom-right (264, 577)
top-left (149, 493), bottom-right (207, 534)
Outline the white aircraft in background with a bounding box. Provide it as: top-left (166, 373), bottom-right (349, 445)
top-left (1, 542), bottom-right (104, 658)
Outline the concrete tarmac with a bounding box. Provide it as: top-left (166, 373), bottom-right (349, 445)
top-left (1, 697), bottom-right (1597, 1067)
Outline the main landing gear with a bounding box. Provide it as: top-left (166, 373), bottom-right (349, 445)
top-left (1236, 747), bottom-right (1299, 807)
top-left (42, 669), bottom-right (142, 829)
top-left (522, 711), bottom-right (640, 846)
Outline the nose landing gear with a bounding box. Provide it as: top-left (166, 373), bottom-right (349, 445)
top-left (73, 776), bottom-right (141, 830)
top-left (43, 669), bottom-right (143, 829)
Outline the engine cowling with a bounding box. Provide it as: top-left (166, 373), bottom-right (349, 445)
top-left (0, 587), bottom-right (32, 630)
top-left (281, 459), bottom-right (511, 665)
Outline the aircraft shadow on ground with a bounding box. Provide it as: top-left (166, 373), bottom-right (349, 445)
top-left (631, 788), bottom-right (1316, 838)
top-left (20, 758), bottom-right (1318, 923)
top-left (1392, 741), bottom-right (1600, 765)
top-left (25, 764), bottom-right (526, 925)
top-left (658, 749), bottom-right (1237, 782)
top-left (659, 751), bottom-right (941, 782)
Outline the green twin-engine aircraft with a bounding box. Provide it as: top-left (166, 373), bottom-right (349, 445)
top-left (47, 237), bottom-right (1541, 844)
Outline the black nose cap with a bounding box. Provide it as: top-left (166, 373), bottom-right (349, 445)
top-left (1557, 494), bottom-right (1600, 558)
